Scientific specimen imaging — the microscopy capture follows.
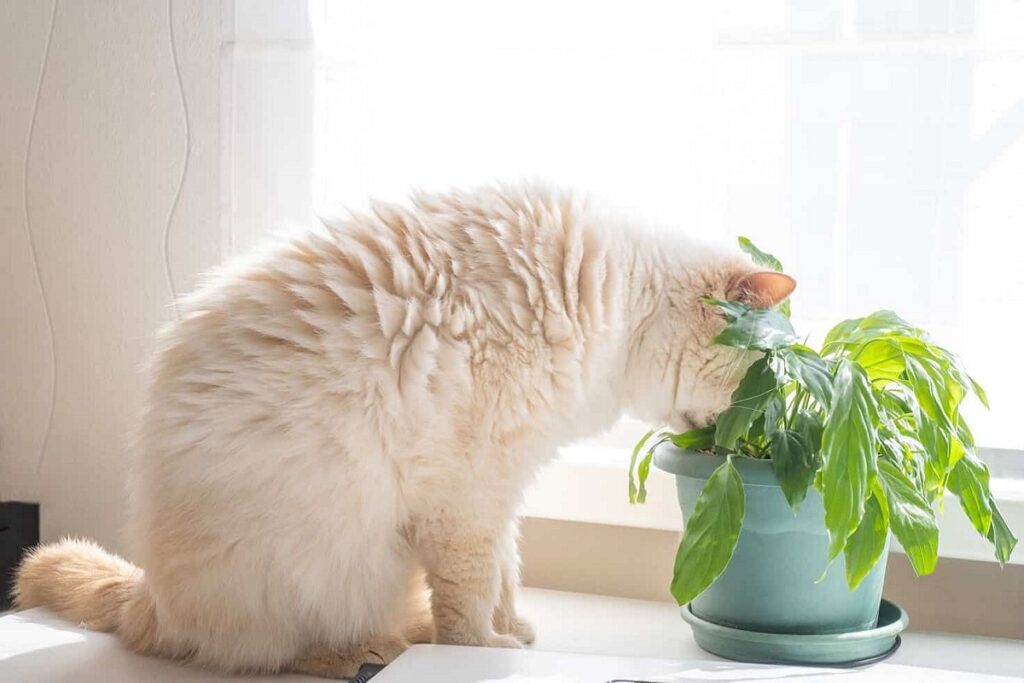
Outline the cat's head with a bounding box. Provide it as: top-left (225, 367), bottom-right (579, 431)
top-left (625, 261), bottom-right (795, 433)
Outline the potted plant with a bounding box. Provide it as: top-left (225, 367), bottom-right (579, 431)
top-left (628, 239), bottom-right (1017, 665)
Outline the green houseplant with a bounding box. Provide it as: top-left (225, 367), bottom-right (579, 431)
top-left (628, 239), bottom-right (1017, 660)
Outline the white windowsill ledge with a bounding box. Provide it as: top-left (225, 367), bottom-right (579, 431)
top-left (515, 587), bottom-right (1023, 679)
top-left (525, 446), bottom-right (1024, 566)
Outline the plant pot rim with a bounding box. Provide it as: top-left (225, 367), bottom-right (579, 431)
top-left (653, 442), bottom-right (784, 487)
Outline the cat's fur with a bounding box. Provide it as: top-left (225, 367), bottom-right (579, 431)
top-left (14, 184), bottom-right (794, 677)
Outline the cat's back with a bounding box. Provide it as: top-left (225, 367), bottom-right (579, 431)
top-left (146, 184), bottom-right (617, 444)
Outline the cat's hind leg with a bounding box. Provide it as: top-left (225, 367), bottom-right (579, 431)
top-left (403, 594), bottom-right (435, 644)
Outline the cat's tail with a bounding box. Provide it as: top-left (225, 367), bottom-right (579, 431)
top-left (13, 538), bottom-right (161, 651)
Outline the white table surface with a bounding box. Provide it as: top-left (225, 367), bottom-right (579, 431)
top-left (0, 587), bottom-right (1020, 681)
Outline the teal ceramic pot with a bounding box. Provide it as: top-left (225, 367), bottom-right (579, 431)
top-left (654, 444), bottom-right (889, 635)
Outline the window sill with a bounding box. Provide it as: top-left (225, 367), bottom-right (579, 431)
top-left (524, 446), bottom-right (1024, 566)
top-left (513, 587), bottom-right (1023, 679)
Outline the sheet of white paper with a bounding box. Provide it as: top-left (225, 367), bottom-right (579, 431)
top-left (374, 644), bottom-right (1022, 683)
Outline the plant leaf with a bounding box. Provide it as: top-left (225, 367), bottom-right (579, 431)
top-left (715, 356), bottom-right (779, 450)
top-left (702, 297), bottom-right (752, 322)
top-left (670, 458), bottom-right (745, 605)
top-left (987, 502), bottom-right (1018, 565)
top-left (764, 395), bottom-right (785, 439)
top-left (947, 452), bottom-right (993, 537)
top-left (878, 459), bottom-right (939, 575)
top-left (969, 374), bottom-right (990, 409)
top-left (736, 237), bottom-right (790, 317)
top-left (851, 311), bottom-right (926, 342)
top-left (821, 360), bottom-right (878, 559)
top-left (769, 429), bottom-right (814, 510)
top-left (822, 317), bottom-right (864, 352)
top-left (747, 414), bottom-right (767, 446)
top-left (903, 355), bottom-right (956, 433)
top-left (636, 450), bottom-right (655, 503)
top-left (775, 346), bottom-right (833, 406)
top-left (714, 309), bottom-right (797, 351)
top-left (670, 425), bottom-right (716, 451)
top-left (792, 411), bottom-right (824, 459)
top-left (844, 493), bottom-right (889, 589)
top-left (628, 429), bottom-right (655, 504)
top-left (854, 338), bottom-right (905, 383)
top-left (823, 311), bottom-right (925, 352)
top-left (737, 236), bottom-right (784, 271)
top-left (919, 418), bottom-right (952, 495)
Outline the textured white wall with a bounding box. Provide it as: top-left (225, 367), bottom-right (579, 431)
top-left (0, 0), bottom-right (223, 554)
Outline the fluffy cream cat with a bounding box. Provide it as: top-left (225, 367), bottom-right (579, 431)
top-left (15, 184), bottom-right (794, 678)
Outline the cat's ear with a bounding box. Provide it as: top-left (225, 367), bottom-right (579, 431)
top-left (729, 271), bottom-right (796, 309)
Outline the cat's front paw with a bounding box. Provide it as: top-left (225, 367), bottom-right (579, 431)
top-left (487, 632), bottom-right (524, 649)
top-left (494, 610), bottom-right (535, 645)
top-left (435, 628), bottom-right (522, 649)
top-left (508, 616), bottom-right (535, 645)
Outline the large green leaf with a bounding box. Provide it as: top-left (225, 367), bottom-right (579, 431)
top-left (670, 458), bottom-right (745, 604)
top-left (877, 459), bottom-right (939, 575)
top-left (903, 355), bottom-right (956, 433)
top-left (854, 338), bottom-right (905, 383)
top-left (769, 429), bottom-right (814, 510)
top-left (918, 418), bottom-right (953, 494)
top-left (715, 357), bottom-right (779, 450)
top-left (821, 360), bottom-right (878, 559)
top-left (714, 309), bottom-right (797, 351)
top-left (823, 311), bottom-right (925, 352)
top-left (774, 346), bottom-right (833, 406)
top-left (844, 493), bottom-right (889, 589)
top-left (947, 452), bottom-right (993, 537)
top-left (987, 503), bottom-right (1018, 565)
top-left (860, 310), bottom-right (924, 336)
top-left (910, 341), bottom-right (983, 407)
top-left (850, 311), bottom-right (926, 342)
top-left (896, 339), bottom-right (968, 418)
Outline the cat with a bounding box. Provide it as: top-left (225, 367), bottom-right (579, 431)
top-left (14, 183), bottom-right (794, 678)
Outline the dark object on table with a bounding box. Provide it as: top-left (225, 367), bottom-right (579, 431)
top-left (350, 662), bottom-right (385, 682)
top-left (0, 502), bottom-right (40, 611)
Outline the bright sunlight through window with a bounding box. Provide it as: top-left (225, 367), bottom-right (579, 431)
top-left (310, 0), bottom-right (1024, 453)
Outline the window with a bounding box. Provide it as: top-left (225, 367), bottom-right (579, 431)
top-left (306, 2), bottom-right (1024, 555)
top-left (310, 0), bottom-right (1024, 454)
